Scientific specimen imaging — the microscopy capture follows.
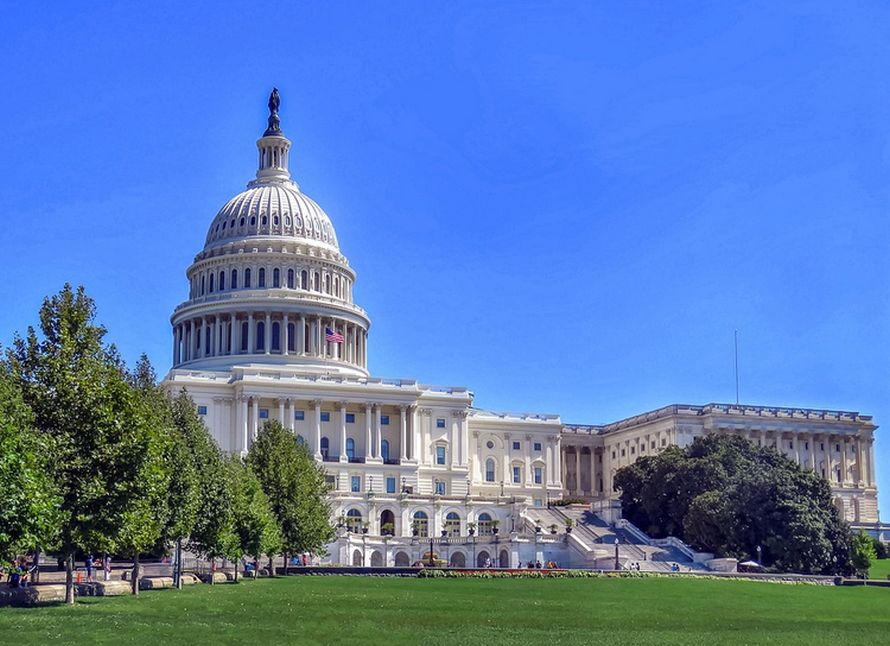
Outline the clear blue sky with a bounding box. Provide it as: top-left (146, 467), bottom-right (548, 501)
top-left (1, 2), bottom-right (888, 517)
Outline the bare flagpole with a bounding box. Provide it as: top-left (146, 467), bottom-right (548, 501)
top-left (734, 329), bottom-right (740, 405)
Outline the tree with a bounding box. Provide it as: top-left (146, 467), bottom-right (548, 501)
top-left (615, 433), bottom-right (854, 575)
top-left (0, 363), bottom-right (60, 567)
top-left (851, 531), bottom-right (876, 578)
top-left (227, 456), bottom-right (281, 581)
top-left (247, 420), bottom-right (334, 569)
top-left (7, 284), bottom-right (170, 603)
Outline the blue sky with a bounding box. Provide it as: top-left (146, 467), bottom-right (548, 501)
top-left (1, 2), bottom-right (888, 517)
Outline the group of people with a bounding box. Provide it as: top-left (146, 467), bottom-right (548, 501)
top-left (82, 554), bottom-right (113, 582)
top-left (522, 560), bottom-right (561, 569)
top-left (3, 556), bottom-right (37, 588)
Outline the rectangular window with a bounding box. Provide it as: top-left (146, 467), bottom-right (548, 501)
top-left (325, 475), bottom-right (336, 489)
top-left (295, 410), bottom-right (305, 421)
top-left (381, 415), bottom-right (390, 426)
top-left (436, 446), bottom-right (446, 465)
top-left (534, 467), bottom-right (542, 484)
top-left (651, 441), bottom-right (655, 449)
top-left (512, 441), bottom-right (521, 451)
top-left (621, 449), bottom-right (626, 457)
top-left (630, 446), bottom-right (635, 455)
top-left (435, 480), bottom-right (445, 495)
top-left (820, 443), bottom-right (824, 451)
top-left (346, 413), bottom-right (355, 424)
top-left (351, 476), bottom-right (361, 493)
top-left (196, 405), bottom-right (208, 416)
top-left (533, 498), bottom-right (543, 508)
top-left (612, 452), bottom-right (616, 460)
top-left (512, 466), bottom-right (521, 483)
top-left (533, 442), bottom-right (542, 451)
top-left (386, 477), bottom-right (396, 494)
top-left (598, 454), bottom-right (602, 463)
top-left (789, 441), bottom-right (793, 449)
top-left (321, 412), bottom-right (330, 422)
top-left (259, 409), bottom-right (269, 419)
top-left (836, 444), bottom-right (840, 452)
top-left (436, 418), bottom-right (446, 428)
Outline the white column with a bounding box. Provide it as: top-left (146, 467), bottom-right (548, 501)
top-left (298, 315), bottom-right (306, 355)
top-left (278, 398), bottom-right (285, 425)
top-left (215, 317), bottom-right (222, 356)
top-left (247, 313), bottom-right (255, 353)
top-left (232, 314), bottom-right (240, 354)
top-left (265, 312), bottom-right (272, 355)
top-left (283, 314), bottom-right (289, 355)
top-left (450, 414), bottom-right (459, 467)
top-left (408, 405), bottom-right (417, 461)
top-left (375, 404), bottom-right (383, 460)
top-left (250, 397), bottom-right (259, 441)
top-left (574, 447), bottom-right (582, 494)
top-left (809, 433), bottom-right (816, 471)
top-left (239, 396), bottom-right (248, 454)
top-left (826, 435), bottom-right (834, 482)
top-left (841, 437), bottom-right (849, 485)
top-left (287, 398), bottom-right (294, 432)
top-left (365, 403), bottom-right (373, 460)
top-left (399, 406), bottom-right (408, 461)
top-left (856, 436), bottom-right (865, 485)
top-left (339, 402), bottom-right (348, 463)
top-left (867, 438), bottom-right (875, 486)
top-left (523, 435), bottom-right (531, 485)
top-left (313, 400), bottom-right (322, 460)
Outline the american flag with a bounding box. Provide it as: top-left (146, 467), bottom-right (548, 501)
top-left (325, 327), bottom-right (345, 343)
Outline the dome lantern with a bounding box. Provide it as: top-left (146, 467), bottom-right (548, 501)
top-left (253, 88), bottom-right (293, 185)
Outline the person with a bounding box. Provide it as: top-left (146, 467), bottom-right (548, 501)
top-left (535, 560), bottom-right (542, 569)
top-left (85, 554), bottom-right (94, 583)
top-left (104, 555), bottom-right (112, 581)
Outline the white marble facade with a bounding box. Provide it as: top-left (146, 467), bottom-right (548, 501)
top-left (163, 96), bottom-right (880, 564)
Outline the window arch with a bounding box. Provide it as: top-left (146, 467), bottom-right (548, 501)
top-left (287, 268), bottom-right (295, 289)
top-left (244, 268), bottom-right (251, 288)
top-left (258, 268), bottom-right (266, 288)
top-left (320, 437), bottom-right (329, 460)
top-left (412, 511), bottom-right (429, 538)
top-left (231, 269), bottom-right (238, 289)
top-left (240, 322), bottom-right (248, 352)
top-left (445, 512), bottom-right (461, 537)
top-left (346, 438), bottom-right (355, 461)
top-left (219, 271), bottom-right (225, 291)
top-left (346, 509), bottom-right (362, 533)
top-left (200, 275), bottom-right (205, 295)
top-left (485, 458), bottom-right (496, 482)
top-left (314, 271), bottom-right (320, 291)
top-left (208, 273), bottom-right (214, 293)
top-left (287, 323), bottom-right (295, 352)
top-left (273, 268), bottom-right (280, 288)
top-left (301, 270), bottom-right (308, 289)
top-left (324, 274), bottom-right (330, 294)
top-left (256, 321), bottom-right (265, 352)
top-left (381, 439), bottom-right (390, 462)
top-left (271, 322), bottom-right (281, 352)
top-left (478, 512), bottom-right (493, 536)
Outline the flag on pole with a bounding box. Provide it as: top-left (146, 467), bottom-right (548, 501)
top-left (325, 327), bottom-right (344, 343)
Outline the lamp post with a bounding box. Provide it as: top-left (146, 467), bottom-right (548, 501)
top-left (500, 480), bottom-right (505, 497)
top-left (614, 538), bottom-right (620, 571)
top-left (756, 545), bottom-right (762, 567)
top-left (429, 535), bottom-right (435, 567)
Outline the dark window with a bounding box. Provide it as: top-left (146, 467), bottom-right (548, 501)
top-left (320, 437), bottom-right (329, 460)
top-left (351, 476), bottom-right (361, 493)
top-left (381, 415), bottom-right (390, 426)
top-left (534, 442), bottom-right (542, 451)
top-left (219, 271), bottom-right (225, 290)
top-left (259, 409), bottom-right (269, 419)
top-left (436, 446), bottom-right (446, 465)
top-left (512, 441), bottom-right (520, 451)
top-left (258, 268), bottom-right (266, 287)
top-left (256, 321), bottom-right (265, 351)
top-left (273, 268), bottom-right (280, 288)
top-left (287, 269), bottom-right (294, 289)
top-left (346, 438), bottom-right (355, 460)
top-left (197, 405), bottom-right (207, 416)
top-left (321, 412), bottom-right (330, 422)
top-left (436, 418), bottom-right (446, 428)
top-left (381, 439), bottom-right (390, 461)
top-left (294, 410), bottom-right (305, 421)
top-left (386, 477), bottom-right (396, 494)
top-left (244, 268), bottom-right (251, 288)
top-left (301, 270), bottom-right (308, 289)
top-left (346, 413), bottom-right (355, 423)
top-left (271, 322), bottom-right (280, 351)
top-left (240, 322), bottom-right (248, 351)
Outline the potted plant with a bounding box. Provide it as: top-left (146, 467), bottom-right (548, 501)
top-left (361, 521), bottom-right (370, 535)
top-left (411, 520), bottom-right (420, 537)
top-left (441, 529), bottom-right (448, 538)
top-left (467, 522), bottom-right (476, 536)
top-left (491, 520), bottom-right (500, 535)
top-left (534, 521), bottom-right (542, 534)
top-left (549, 523), bottom-right (558, 535)
top-left (564, 518), bottom-right (574, 534)
top-left (381, 522), bottom-right (395, 537)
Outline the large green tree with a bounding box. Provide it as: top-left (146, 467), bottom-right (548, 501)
top-left (227, 455), bottom-right (281, 581)
top-left (0, 363), bottom-right (60, 567)
top-left (615, 433), bottom-right (853, 575)
top-left (247, 420), bottom-right (334, 567)
top-left (7, 284), bottom-right (171, 602)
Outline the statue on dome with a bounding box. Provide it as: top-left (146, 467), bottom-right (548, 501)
top-left (264, 88), bottom-right (282, 136)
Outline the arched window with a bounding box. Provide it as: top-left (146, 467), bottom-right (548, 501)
top-left (314, 272), bottom-right (320, 291)
top-left (381, 439), bottom-right (390, 462)
top-left (208, 274), bottom-right (214, 293)
top-left (244, 268), bottom-right (251, 288)
top-left (346, 509), bottom-right (362, 533)
top-left (334, 276), bottom-right (339, 298)
top-left (240, 322), bottom-right (248, 352)
top-left (273, 268), bottom-right (280, 288)
top-left (200, 275), bottom-right (205, 295)
top-left (271, 322), bottom-right (281, 352)
top-left (287, 323), bottom-right (295, 352)
top-left (412, 511), bottom-right (429, 538)
top-left (485, 458), bottom-right (496, 482)
top-left (320, 437), bottom-right (329, 460)
top-left (219, 271), bottom-right (225, 291)
top-left (445, 512), bottom-right (461, 537)
top-left (301, 270), bottom-right (308, 289)
top-left (258, 268), bottom-right (266, 288)
top-left (346, 438), bottom-right (355, 461)
top-left (256, 321), bottom-right (265, 352)
top-left (324, 275), bottom-right (330, 294)
top-left (231, 269), bottom-right (238, 289)
top-left (195, 328), bottom-right (201, 353)
top-left (478, 512), bottom-right (493, 536)
top-left (287, 269), bottom-right (295, 289)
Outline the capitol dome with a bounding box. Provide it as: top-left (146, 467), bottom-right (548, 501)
top-left (169, 89), bottom-right (370, 377)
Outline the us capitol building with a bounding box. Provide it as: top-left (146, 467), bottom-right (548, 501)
top-left (164, 92), bottom-right (882, 569)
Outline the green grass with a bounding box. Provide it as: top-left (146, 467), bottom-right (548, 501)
top-left (869, 558), bottom-right (890, 580)
top-left (1, 576), bottom-right (888, 645)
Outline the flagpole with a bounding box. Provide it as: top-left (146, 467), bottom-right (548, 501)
top-left (734, 329), bottom-right (740, 405)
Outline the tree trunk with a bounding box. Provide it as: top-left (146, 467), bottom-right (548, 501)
top-left (209, 557), bottom-right (215, 585)
top-left (131, 553), bottom-right (140, 596)
top-left (234, 558), bottom-right (239, 583)
top-left (174, 538), bottom-right (182, 589)
top-left (33, 545), bottom-right (41, 584)
top-left (281, 553), bottom-right (286, 577)
top-left (65, 553), bottom-right (75, 605)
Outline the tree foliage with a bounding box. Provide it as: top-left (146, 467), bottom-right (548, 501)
top-left (851, 531), bottom-right (876, 576)
top-left (228, 455), bottom-right (281, 568)
top-left (614, 434), bottom-right (853, 575)
top-left (247, 420), bottom-right (334, 555)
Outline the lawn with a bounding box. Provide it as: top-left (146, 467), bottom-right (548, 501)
top-left (869, 558), bottom-right (890, 580)
top-left (1, 575), bottom-right (888, 645)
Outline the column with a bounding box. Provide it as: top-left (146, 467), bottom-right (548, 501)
top-left (524, 435), bottom-right (531, 484)
top-left (247, 313), bottom-right (255, 353)
top-left (339, 402), bottom-right (348, 463)
top-left (793, 433), bottom-right (802, 466)
top-left (172, 327), bottom-right (178, 365)
top-left (265, 312), bottom-right (272, 355)
top-left (299, 315), bottom-right (306, 355)
top-left (867, 438), bottom-right (875, 487)
top-left (239, 396), bottom-right (248, 453)
top-left (408, 405), bottom-right (417, 461)
top-left (574, 447), bottom-right (582, 495)
top-left (287, 399), bottom-right (294, 432)
top-left (278, 398), bottom-right (285, 425)
top-left (250, 397), bottom-right (259, 441)
top-left (602, 444), bottom-right (612, 495)
top-left (590, 445), bottom-right (597, 495)
top-left (808, 433), bottom-right (816, 471)
top-left (375, 404), bottom-right (383, 460)
top-left (399, 406), bottom-right (408, 461)
top-left (312, 400), bottom-right (322, 460)
top-left (856, 436), bottom-right (865, 485)
top-left (215, 316), bottom-right (222, 355)
top-left (283, 314), bottom-right (290, 355)
top-left (232, 314), bottom-right (240, 354)
top-left (840, 437), bottom-right (848, 485)
top-left (450, 414), bottom-right (459, 467)
top-left (365, 403), bottom-right (373, 459)
top-left (186, 320), bottom-right (194, 361)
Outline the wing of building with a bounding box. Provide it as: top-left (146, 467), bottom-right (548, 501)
top-left (163, 93), bottom-right (883, 569)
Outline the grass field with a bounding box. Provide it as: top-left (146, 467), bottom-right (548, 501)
top-left (869, 558), bottom-right (890, 580)
top-left (1, 575), bottom-right (888, 645)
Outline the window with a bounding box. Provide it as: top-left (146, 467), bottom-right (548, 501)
top-left (386, 477), bottom-right (396, 494)
top-left (196, 405), bottom-right (207, 416)
top-left (512, 465), bottom-right (521, 484)
top-left (478, 513), bottom-right (493, 536)
top-left (435, 480), bottom-right (445, 496)
top-left (346, 413), bottom-right (355, 423)
top-left (413, 511), bottom-right (429, 537)
top-left (219, 271), bottom-right (225, 290)
top-left (256, 321), bottom-right (265, 351)
top-left (621, 449), bottom-right (626, 457)
top-left (294, 410), bottom-right (305, 421)
top-left (273, 268), bottom-right (280, 288)
top-left (381, 415), bottom-right (390, 426)
top-left (259, 409), bottom-right (269, 419)
top-left (301, 270), bottom-right (308, 289)
top-left (258, 268), bottom-right (266, 288)
top-left (820, 443), bottom-right (824, 451)
top-left (200, 275), bottom-right (205, 295)
top-left (445, 512), bottom-right (460, 536)
top-left (230, 268), bottom-right (238, 289)
top-left (534, 442), bottom-right (542, 451)
top-left (651, 441), bottom-right (656, 449)
top-left (209, 274), bottom-right (214, 292)
top-left (436, 446), bottom-right (446, 465)
top-left (287, 269), bottom-right (294, 289)
top-left (240, 322), bottom-right (248, 351)
top-left (325, 475), bottom-right (336, 489)
top-left (346, 438), bottom-right (355, 460)
top-left (630, 446), bottom-right (635, 455)
top-left (512, 441), bottom-right (521, 451)
top-left (805, 442), bottom-right (809, 450)
top-left (244, 268), bottom-right (251, 288)
top-left (351, 476), bottom-right (361, 493)
top-left (321, 412), bottom-right (331, 422)
top-left (436, 418), bottom-right (446, 428)
top-left (381, 439), bottom-right (390, 461)
top-left (789, 441), bottom-right (794, 449)
top-left (485, 458), bottom-right (495, 482)
top-left (534, 467), bottom-right (542, 484)
top-left (486, 440), bottom-right (494, 449)
top-left (612, 451), bottom-right (616, 460)
top-left (271, 322), bottom-right (280, 352)
top-left (661, 438), bottom-right (667, 446)
top-left (533, 499), bottom-right (543, 508)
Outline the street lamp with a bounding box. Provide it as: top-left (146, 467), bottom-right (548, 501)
top-left (500, 480), bottom-right (505, 497)
top-left (614, 538), bottom-right (620, 571)
top-left (756, 545), bottom-right (762, 566)
top-left (428, 535), bottom-right (435, 567)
